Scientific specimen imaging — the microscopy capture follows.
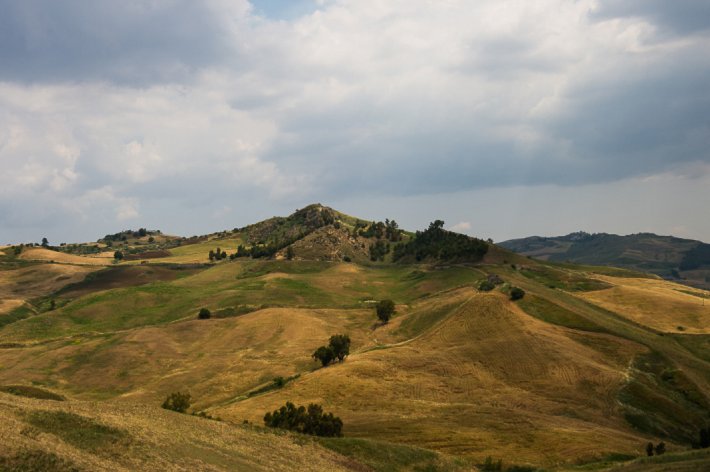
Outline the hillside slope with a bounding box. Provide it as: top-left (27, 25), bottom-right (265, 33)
top-left (500, 232), bottom-right (710, 289)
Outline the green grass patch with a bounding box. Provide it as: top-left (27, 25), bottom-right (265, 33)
top-left (0, 304), bottom-right (35, 329)
top-left (26, 410), bottom-right (131, 455)
top-left (517, 295), bottom-right (607, 333)
top-left (318, 437), bottom-right (467, 472)
top-left (0, 385), bottom-right (65, 401)
top-left (520, 265), bottom-right (611, 291)
top-left (396, 300), bottom-right (463, 339)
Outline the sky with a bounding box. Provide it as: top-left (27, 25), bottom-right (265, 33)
top-left (0, 0), bottom-right (709, 245)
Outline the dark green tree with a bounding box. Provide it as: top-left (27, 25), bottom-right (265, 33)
top-left (329, 334), bottom-right (351, 362)
top-left (209, 250), bottom-right (215, 261)
top-left (700, 427), bottom-right (710, 448)
top-left (510, 287), bottom-right (525, 300)
top-left (313, 346), bottom-right (335, 366)
top-left (113, 250), bottom-right (124, 261)
top-left (198, 308), bottom-right (211, 319)
top-left (162, 392), bottom-right (191, 413)
top-left (376, 299), bottom-right (395, 323)
top-left (655, 442), bottom-right (666, 455)
top-left (41, 237), bottom-right (49, 247)
top-left (49, 299), bottom-right (56, 311)
top-left (286, 246), bottom-right (295, 260)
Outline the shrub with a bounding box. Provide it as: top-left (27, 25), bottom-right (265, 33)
top-left (646, 442), bottom-right (654, 456)
top-left (479, 280), bottom-right (495, 292)
top-left (162, 392), bottom-right (191, 413)
top-left (264, 402), bottom-right (343, 437)
top-left (376, 299), bottom-right (395, 323)
top-left (113, 250), bottom-right (123, 261)
top-left (510, 287), bottom-right (525, 300)
top-left (198, 308), bottom-right (211, 319)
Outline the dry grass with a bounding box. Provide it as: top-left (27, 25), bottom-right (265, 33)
top-left (19, 248), bottom-right (111, 266)
top-left (214, 291), bottom-right (651, 466)
top-left (577, 276), bottom-right (710, 333)
top-left (0, 392), bottom-right (361, 471)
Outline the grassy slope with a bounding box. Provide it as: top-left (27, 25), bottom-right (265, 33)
top-left (0, 392), bottom-right (365, 472)
top-left (1, 242), bottom-right (710, 469)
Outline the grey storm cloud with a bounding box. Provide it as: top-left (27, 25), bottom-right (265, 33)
top-left (592, 0), bottom-right (710, 37)
top-left (0, 0), bottom-right (237, 85)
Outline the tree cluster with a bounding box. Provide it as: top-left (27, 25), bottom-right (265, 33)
top-left (209, 248), bottom-right (228, 261)
top-left (357, 219), bottom-right (403, 242)
top-left (263, 402), bottom-right (343, 437)
top-left (369, 240), bottom-right (390, 261)
top-left (392, 220), bottom-right (488, 263)
top-left (162, 391), bottom-right (191, 413)
top-left (312, 334), bottom-right (351, 367)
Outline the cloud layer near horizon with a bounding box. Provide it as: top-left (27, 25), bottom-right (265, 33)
top-left (1, 0), bottom-right (708, 243)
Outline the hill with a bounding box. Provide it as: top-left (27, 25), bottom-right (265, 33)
top-left (500, 232), bottom-right (710, 290)
top-left (1, 205), bottom-right (710, 470)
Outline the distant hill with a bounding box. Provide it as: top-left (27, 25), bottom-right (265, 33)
top-left (500, 232), bottom-right (710, 289)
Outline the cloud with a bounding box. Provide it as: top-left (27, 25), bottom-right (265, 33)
top-left (449, 222), bottom-right (471, 233)
top-left (0, 0), bottom-right (708, 243)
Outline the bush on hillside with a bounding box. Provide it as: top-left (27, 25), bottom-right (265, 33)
top-left (376, 299), bottom-right (395, 324)
top-left (198, 308), bottom-right (211, 319)
top-left (479, 280), bottom-right (495, 292)
top-left (113, 250), bottom-right (123, 261)
top-left (162, 392), bottom-right (191, 413)
top-left (510, 287), bottom-right (525, 301)
top-left (264, 402), bottom-right (343, 437)
top-left (313, 334), bottom-right (351, 367)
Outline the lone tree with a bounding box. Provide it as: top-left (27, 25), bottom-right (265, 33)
top-left (198, 308), bottom-right (211, 320)
top-left (655, 442), bottom-right (666, 455)
top-left (510, 287), bottom-right (525, 301)
top-left (286, 246), bottom-right (295, 260)
top-left (162, 392), bottom-right (191, 413)
top-left (313, 346), bottom-right (335, 367)
top-left (113, 250), bottom-right (124, 261)
top-left (329, 334), bottom-right (351, 362)
top-left (41, 237), bottom-right (49, 247)
top-left (376, 299), bottom-right (395, 324)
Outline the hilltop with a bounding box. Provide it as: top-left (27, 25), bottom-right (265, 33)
top-left (1, 205), bottom-right (710, 471)
top-left (500, 232), bottom-right (710, 290)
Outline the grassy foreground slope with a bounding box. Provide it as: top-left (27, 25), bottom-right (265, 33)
top-left (0, 391), bottom-right (371, 472)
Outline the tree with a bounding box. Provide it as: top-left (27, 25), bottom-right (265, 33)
top-left (655, 442), bottom-right (666, 455)
top-left (49, 299), bottom-right (56, 311)
top-left (313, 346), bottom-right (335, 367)
top-left (646, 442), bottom-right (654, 457)
top-left (162, 391), bottom-right (191, 413)
top-left (286, 246), bottom-right (295, 260)
top-left (209, 250), bottom-right (215, 261)
top-left (376, 299), bottom-right (395, 323)
top-left (510, 287), bottom-right (525, 300)
top-left (479, 280), bottom-right (495, 292)
top-left (700, 427), bottom-right (710, 448)
top-left (198, 308), bottom-right (211, 319)
top-left (113, 250), bottom-right (124, 261)
top-left (329, 334), bottom-right (351, 362)
top-left (41, 237), bottom-right (49, 248)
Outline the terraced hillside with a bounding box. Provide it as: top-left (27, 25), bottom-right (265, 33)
top-left (1, 206), bottom-right (710, 471)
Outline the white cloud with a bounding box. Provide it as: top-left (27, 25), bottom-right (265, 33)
top-left (450, 222), bottom-right (471, 233)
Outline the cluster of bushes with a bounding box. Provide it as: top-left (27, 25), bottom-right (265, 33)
top-left (393, 220), bottom-right (488, 262)
top-left (208, 248), bottom-right (228, 261)
top-left (645, 441), bottom-right (666, 456)
top-left (313, 335), bottom-right (351, 367)
top-left (369, 240), bottom-right (390, 261)
top-left (264, 402), bottom-right (343, 437)
top-left (102, 228), bottom-right (157, 242)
